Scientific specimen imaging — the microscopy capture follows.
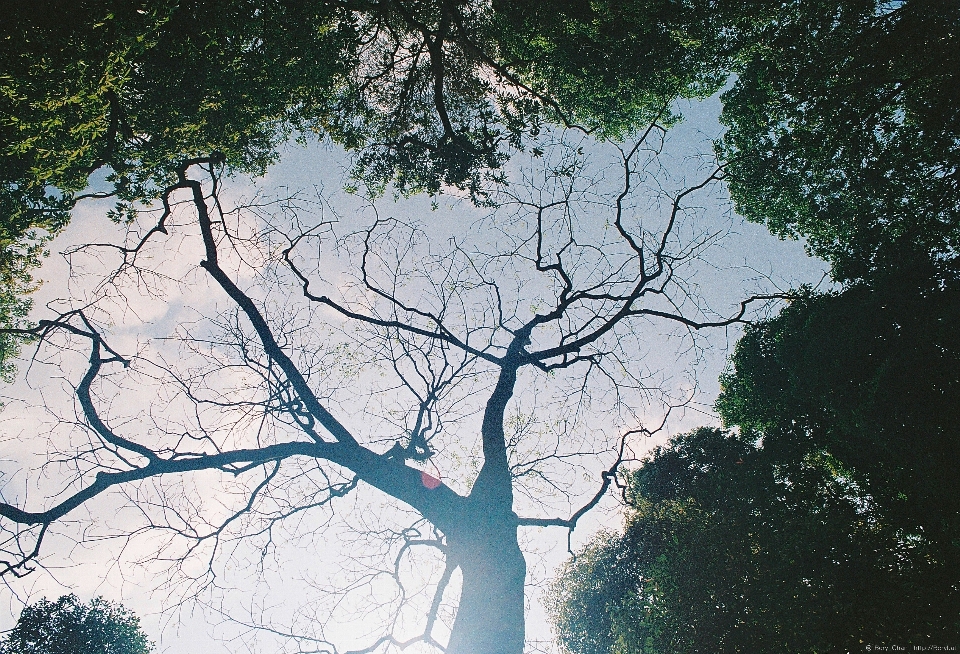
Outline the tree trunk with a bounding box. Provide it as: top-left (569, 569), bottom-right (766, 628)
top-left (445, 508), bottom-right (526, 654)
top-left (444, 350), bottom-right (527, 653)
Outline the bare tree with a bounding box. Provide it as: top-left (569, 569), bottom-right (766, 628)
top-left (0, 132), bottom-right (777, 654)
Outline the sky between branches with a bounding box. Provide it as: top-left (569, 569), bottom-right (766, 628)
top-left (0, 95), bottom-right (828, 654)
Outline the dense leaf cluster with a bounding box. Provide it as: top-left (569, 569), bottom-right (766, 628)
top-left (552, 423), bottom-right (959, 653)
top-left (552, 244), bottom-right (960, 651)
top-left (719, 0), bottom-right (960, 283)
top-left (492, 0), bottom-right (729, 136)
top-left (718, 275), bottom-right (960, 606)
top-left (551, 269), bottom-right (960, 652)
top-left (0, 595), bottom-right (152, 654)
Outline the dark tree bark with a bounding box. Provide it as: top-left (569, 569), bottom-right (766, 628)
top-left (446, 356), bottom-right (526, 654)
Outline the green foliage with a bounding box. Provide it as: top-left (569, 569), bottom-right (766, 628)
top-left (548, 531), bottom-right (649, 654)
top-left (0, 198), bottom-right (40, 381)
top-left (717, 276), bottom-right (960, 598)
top-left (557, 271), bottom-right (960, 648)
top-left (492, 0), bottom-right (729, 136)
top-left (718, 0), bottom-right (960, 283)
top-left (551, 428), bottom-right (956, 654)
top-left (2, 0), bottom-right (733, 213)
top-left (2, 0), bottom-right (353, 201)
top-left (0, 595), bottom-right (152, 654)
top-left (1, 0), bottom-right (354, 368)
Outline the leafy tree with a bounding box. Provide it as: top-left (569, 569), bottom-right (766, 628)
top-left (551, 272), bottom-right (960, 653)
top-left (718, 0), bottom-right (960, 283)
top-left (491, 0), bottom-right (730, 137)
top-left (2, 0), bottom-right (730, 201)
top-left (0, 247), bottom-right (33, 382)
top-left (6, 0), bottom-right (955, 362)
top-left (717, 275), bottom-right (960, 617)
top-left (0, 594), bottom-right (152, 654)
top-left (551, 427), bottom-right (955, 654)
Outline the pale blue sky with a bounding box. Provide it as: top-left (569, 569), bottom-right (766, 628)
top-left (0, 94), bottom-right (828, 653)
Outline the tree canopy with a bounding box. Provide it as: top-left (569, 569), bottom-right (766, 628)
top-left (717, 277), bottom-right (960, 601)
top-left (551, 426), bottom-right (959, 654)
top-left (1, 0), bottom-right (729, 208)
top-left (719, 0), bottom-right (960, 283)
top-left (550, 259), bottom-right (960, 653)
top-left (0, 595), bottom-right (152, 654)
top-left (5, 0), bottom-right (954, 362)
top-left (2, 0), bottom-right (959, 651)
